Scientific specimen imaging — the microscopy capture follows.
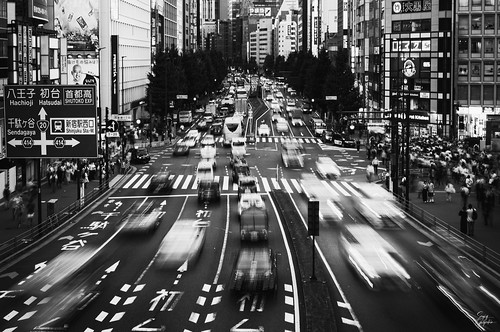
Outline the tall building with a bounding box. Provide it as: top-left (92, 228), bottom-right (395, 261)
top-left (455, 0), bottom-right (500, 139)
top-left (276, 11), bottom-right (298, 58)
top-left (249, 17), bottom-right (273, 66)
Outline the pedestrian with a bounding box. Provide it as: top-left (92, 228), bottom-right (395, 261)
top-left (417, 180), bottom-right (424, 199)
top-left (366, 164), bottom-right (374, 183)
top-left (444, 182), bottom-right (455, 202)
top-left (460, 186), bottom-right (470, 207)
top-left (372, 157), bottom-right (380, 175)
top-left (422, 180), bottom-right (428, 203)
top-left (484, 188), bottom-right (495, 226)
top-left (381, 149), bottom-right (387, 167)
top-left (458, 206), bottom-right (468, 234)
top-left (26, 200), bottom-right (35, 227)
top-left (385, 172), bottom-right (390, 190)
top-left (466, 204), bottom-right (477, 236)
top-left (3, 186), bottom-right (10, 210)
top-left (356, 139), bottom-right (360, 152)
top-left (427, 181), bottom-right (435, 203)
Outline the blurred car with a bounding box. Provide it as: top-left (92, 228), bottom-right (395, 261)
top-left (310, 118), bottom-right (326, 136)
top-left (197, 160), bottom-right (214, 182)
top-left (237, 176), bottom-right (258, 199)
top-left (258, 123), bottom-right (271, 137)
top-left (266, 94), bottom-right (274, 101)
top-left (156, 219), bottom-right (208, 270)
top-left (229, 247), bottom-right (277, 292)
top-left (230, 154), bottom-right (248, 168)
top-left (231, 137), bottom-right (247, 157)
top-left (270, 100), bottom-right (281, 112)
top-left (300, 173), bottom-right (343, 222)
top-left (197, 179), bottom-right (221, 203)
top-left (119, 203), bottom-right (165, 234)
top-left (287, 99), bottom-right (295, 107)
top-left (340, 224), bottom-right (411, 291)
top-left (200, 134), bottom-right (216, 147)
top-left (212, 117), bottom-right (224, 127)
top-left (332, 132), bottom-right (344, 146)
top-left (276, 118), bottom-right (289, 134)
top-left (173, 140), bottom-right (190, 156)
top-left (272, 113), bottom-right (283, 123)
top-left (238, 193), bottom-right (265, 215)
top-left (127, 147), bottom-right (151, 164)
top-left (342, 135), bottom-right (356, 148)
top-left (417, 247), bottom-right (500, 331)
top-left (353, 197), bottom-right (406, 229)
top-left (184, 130), bottom-right (199, 147)
top-left (203, 113), bottom-right (214, 124)
top-left (211, 123), bottom-right (223, 136)
top-left (282, 138), bottom-right (304, 153)
top-left (322, 130), bottom-right (334, 143)
top-left (148, 170), bottom-right (173, 193)
top-left (291, 115), bottom-right (304, 127)
top-left (316, 156), bottom-right (341, 180)
top-left (232, 163), bottom-right (251, 184)
top-left (240, 206), bottom-right (269, 241)
top-left (196, 119), bottom-right (209, 131)
top-left (200, 145), bottom-right (216, 160)
top-left (282, 148), bottom-right (304, 168)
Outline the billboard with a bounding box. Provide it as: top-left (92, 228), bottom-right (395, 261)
top-left (67, 57), bottom-right (98, 85)
top-left (54, 0), bottom-right (99, 51)
top-left (3, 85), bottom-right (98, 158)
top-left (29, 0), bottom-right (49, 22)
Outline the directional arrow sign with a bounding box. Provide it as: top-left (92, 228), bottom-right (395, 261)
top-left (105, 261), bottom-right (120, 273)
top-left (230, 319), bottom-right (264, 332)
top-left (34, 261), bottom-right (47, 273)
top-left (132, 318), bottom-right (165, 331)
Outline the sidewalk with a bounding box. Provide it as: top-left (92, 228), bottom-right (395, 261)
top-left (407, 187), bottom-right (500, 254)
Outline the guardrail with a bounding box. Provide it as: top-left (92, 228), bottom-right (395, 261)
top-left (394, 194), bottom-right (500, 275)
top-left (0, 179), bottom-right (116, 265)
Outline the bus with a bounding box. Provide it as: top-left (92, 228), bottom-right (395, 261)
top-left (223, 116), bottom-right (243, 147)
top-left (235, 87), bottom-right (248, 99)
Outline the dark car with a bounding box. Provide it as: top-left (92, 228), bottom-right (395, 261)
top-left (127, 147), bottom-right (151, 164)
top-left (197, 180), bottom-right (221, 203)
top-left (211, 124), bottom-right (223, 136)
top-left (149, 170), bottom-right (173, 193)
top-left (332, 132), bottom-right (344, 146)
top-left (196, 119), bottom-right (210, 131)
top-left (237, 176), bottom-right (258, 199)
top-left (322, 130), bottom-right (334, 143)
top-left (119, 208), bottom-right (165, 234)
top-left (173, 140), bottom-right (190, 156)
top-left (232, 164), bottom-right (251, 183)
top-left (229, 247), bottom-right (277, 292)
top-left (342, 135), bottom-right (356, 148)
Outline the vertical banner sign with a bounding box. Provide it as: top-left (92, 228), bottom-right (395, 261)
top-left (111, 35), bottom-right (119, 114)
top-left (22, 25), bottom-right (27, 85)
top-left (3, 85), bottom-right (98, 158)
top-left (27, 26), bottom-right (33, 84)
top-left (17, 25), bottom-right (23, 84)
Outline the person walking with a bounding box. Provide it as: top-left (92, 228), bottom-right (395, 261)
top-left (460, 186), bottom-right (470, 207)
top-left (483, 188), bottom-right (495, 226)
top-left (366, 164), bottom-right (375, 183)
top-left (466, 204), bottom-right (477, 236)
top-left (458, 206), bottom-right (468, 234)
top-left (427, 181), bottom-right (435, 203)
top-left (444, 182), bottom-right (456, 202)
top-left (416, 180), bottom-right (424, 199)
top-left (372, 157), bottom-right (380, 175)
top-left (356, 139), bottom-right (361, 152)
top-left (422, 180), bottom-right (429, 203)
top-left (3, 185), bottom-right (10, 210)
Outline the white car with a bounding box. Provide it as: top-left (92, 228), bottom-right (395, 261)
top-left (258, 123), bottom-right (270, 137)
top-left (282, 149), bottom-right (304, 168)
top-left (184, 130), bottom-right (199, 147)
top-left (197, 160), bottom-right (214, 182)
top-left (299, 174), bottom-right (343, 222)
top-left (291, 115), bottom-right (304, 127)
top-left (266, 94), bottom-right (274, 101)
top-left (200, 145), bottom-right (216, 159)
top-left (316, 156), bottom-right (341, 180)
top-left (231, 137), bottom-right (247, 157)
top-left (238, 193), bottom-right (265, 215)
top-left (276, 118), bottom-right (289, 134)
top-left (200, 134), bottom-right (215, 147)
top-left (272, 113), bottom-right (284, 123)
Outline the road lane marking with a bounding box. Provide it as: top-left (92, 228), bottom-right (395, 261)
top-left (182, 175), bottom-right (193, 189)
top-left (280, 178), bottom-right (293, 193)
top-left (172, 175), bottom-right (183, 189)
top-left (132, 174), bottom-right (149, 189)
top-left (290, 179), bottom-right (302, 193)
top-left (271, 178), bottom-right (280, 189)
top-left (222, 176), bottom-right (229, 190)
top-left (123, 174), bottom-right (140, 189)
top-left (331, 181), bottom-right (350, 196)
top-left (212, 196), bottom-right (230, 285)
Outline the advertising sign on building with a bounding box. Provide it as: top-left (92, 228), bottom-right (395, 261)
top-left (29, 0), bottom-right (49, 22)
top-left (67, 57), bottom-right (99, 85)
top-left (3, 85), bottom-right (98, 158)
top-left (54, 0), bottom-right (99, 51)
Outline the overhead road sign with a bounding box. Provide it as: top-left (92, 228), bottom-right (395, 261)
top-left (3, 85), bottom-right (98, 158)
top-left (176, 94), bottom-right (188, 100)
top-left (110, 114), bottom-right (132, 121)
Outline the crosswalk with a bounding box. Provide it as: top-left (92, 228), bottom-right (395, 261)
top-left (115, 173), bottom-right (365, 196)
top-left (207, 136), bottom-right (323, 144)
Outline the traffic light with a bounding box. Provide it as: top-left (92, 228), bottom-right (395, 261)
top-left (308, 200), bottom-right (319, 236)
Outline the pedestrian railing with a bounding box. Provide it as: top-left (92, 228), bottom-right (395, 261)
top-left (0, 174), bottom-right (123, 265)
top-left (394, 194), bottom-right (500, 275)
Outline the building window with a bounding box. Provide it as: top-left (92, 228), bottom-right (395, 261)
top-left (471, 62), bottom-right (481, 77)
top-left (471, 0), bottom-right (481, 6)
top-left (471, 15), bottom-right (482, 31)
top-left (458, 63), bottom-right (469, 76)
top-left (471, 38), bottom-right (482, 55)
top-left (484, 15), bottom-right (494, 32)
top-left (484, 62), bottom-right (494, 76)
top-left (497, 85), bottom-right (500, 102)
top-left (459, 38), bottom-right (469, 54)
top-left (484, 0), bottom-right (494, 6)
top-left (458, 16), bottom-right (469, 33)
top-left (484, 85), bottom-right (494, 103)
top-left (459, 0), bottom-right (469, 9)
top-left (470, 85), bottom-right (481, 103)
top-left (484, 39), bottom-right (494, 56)
top-left (457, 85), bottom-right (469, 101)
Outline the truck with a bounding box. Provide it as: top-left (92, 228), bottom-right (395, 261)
top-left (178, 110), bottom-right (193, 125)
top-left (206, 100), bottom-right (217, 116)
top-left (234, 98), bottom-right (247, 117)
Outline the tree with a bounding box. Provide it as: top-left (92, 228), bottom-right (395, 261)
top-left (263, 55), bottom-right (274, 77)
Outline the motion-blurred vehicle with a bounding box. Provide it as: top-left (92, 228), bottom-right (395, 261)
top-left (291, 114), bottom-right (304, 127)
top-left (316, 156), bottom-right (341, 180)
top-left (238, 193), bottom-right (265, 215)
top-left (231, 137), bottom-right (247, 157)
top-left (229, 247), bottom-right (277, 292)
top-left (340, 224), bottom-right (411, 291)
top-left (197, 160), bottom-right (214, 182)
top-left (240, 205), bottom-right (269, 241)
top-left (311, 118), bottom-right (326, 136)
top-left (127, 147), bottom-right (151, 164)
top-left (282, 147), bottom-right (304, 168)
top-left (258, 123), bottom-right (270, 137)
top-left (322, 130), bottom-right (334, 143)
top-left (282, 137), bottom-right (304, 153)
top-left (272, 113), bottom-right (283, 123)
top-left (196, 119), bottom-right (209, 131)
top-left (200, 134), bottom-right (216, 147)
top-left (232, 163), bottom-right (251, 183)
top-left (156, 219), bottom-right (208, 270)
top-left (197, 179), bottom-right (221, 203)
top-left (237, 175), bottom-right (258, 199)
top-left (276, 118), bottom-right (289, 134)
top-left (342, 135), bottom-right (356, 148)
top-left (119, 201), bottom-right (165, 234)
top-left (173, 139), bottom-right (190, 156)
top-left (148, 169), bottom-right (173, 193)
top-left (211, 123), bottom-right (223, 136)
top-left (300, 173), bottom-right (343, 222)
top-left (184, 130), bottom-right (199, 148)
top-left (417, 247), bottom-right (500, 331)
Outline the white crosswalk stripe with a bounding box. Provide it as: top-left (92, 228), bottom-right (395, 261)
top-left (116, 174), bottom-right (373, 197)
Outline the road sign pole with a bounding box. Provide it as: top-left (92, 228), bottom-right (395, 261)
top-left (36, 159), bottom-right (42, 225)
top-left (105, 107), bottom-right (109, 184)
top-left (311, 235), bottom-right (316, 281)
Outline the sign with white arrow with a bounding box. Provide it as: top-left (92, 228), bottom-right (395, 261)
top-left (230, 319), bottom-right (264, 332)
top-left (3, 85), bottom-right (98, 158)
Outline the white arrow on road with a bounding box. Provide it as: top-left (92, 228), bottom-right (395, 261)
top-left (417, 241), bottom-right (433, 247)
top-left (238, 294), bottom-right (250, 312)
top-left (178, 260), bottom-right (188, 273)
top-left (132, 318), bottom-right (165, 331)
top-left (58, 235), bottom-right (74, 241)
top-left (105, 261), bottom-right (120, 273)
top-left (0, 272), bottom-right (19, 279)
top-left (34, 261), bottom-right (47, 273)
top-left (230, 319), bottom-right (264, 332)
